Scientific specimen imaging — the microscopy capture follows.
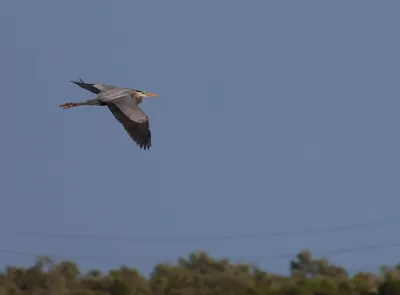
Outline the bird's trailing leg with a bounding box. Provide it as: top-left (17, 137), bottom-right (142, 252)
top-left (59, 99), bottom-right (104, 110)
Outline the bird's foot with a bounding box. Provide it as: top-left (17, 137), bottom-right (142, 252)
top-left (59, 102), bottom-right (75, 110)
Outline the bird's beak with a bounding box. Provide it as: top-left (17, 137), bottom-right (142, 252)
top-left (145, 92), bottom-right (158, 97)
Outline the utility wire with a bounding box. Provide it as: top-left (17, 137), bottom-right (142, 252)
top-left (0, 217), bottom-right (398, 242)
top-left (264, 241), bottom-right (400, 262)
top-left (0, 240), bottom-right (399, 263)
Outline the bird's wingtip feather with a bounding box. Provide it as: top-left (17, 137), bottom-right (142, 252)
top-left (70, 78), bottom-right (85, 84)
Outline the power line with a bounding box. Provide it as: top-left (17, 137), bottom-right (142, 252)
top-left (265, 241), bottom-right (400, 262)
top-left (0, 240), bottom-right (399, 263)
top-left (0, 218), bottom-right (398, 242)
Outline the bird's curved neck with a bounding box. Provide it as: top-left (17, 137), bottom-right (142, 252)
top-left (130, 89), bottom-right (143, 104)
top-left (136, 96), bottom-right (143, 104)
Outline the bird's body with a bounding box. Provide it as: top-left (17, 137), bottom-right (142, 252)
top-left (60, 79), bottom-right (158, 150)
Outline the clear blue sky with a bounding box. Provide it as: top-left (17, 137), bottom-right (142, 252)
top-left (1, 0), bottom-right (400, 276)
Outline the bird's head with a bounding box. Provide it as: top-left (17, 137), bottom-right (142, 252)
top-left (135, 90), bottom-right (159, 98)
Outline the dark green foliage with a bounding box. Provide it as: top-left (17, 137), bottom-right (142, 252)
top-left (0, 250), bottom-right (399, 295)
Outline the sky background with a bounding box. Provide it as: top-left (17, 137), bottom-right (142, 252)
top-left (0, 0), bottom-right (400, 276)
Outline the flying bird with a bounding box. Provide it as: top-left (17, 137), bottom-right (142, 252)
top-left (60, 79), bottom-right (158, 150)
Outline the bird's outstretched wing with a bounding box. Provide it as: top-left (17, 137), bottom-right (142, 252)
top-left (71, 78), bottom-right (117, 95)
top-left (105, 93), bottom-right (152, 150)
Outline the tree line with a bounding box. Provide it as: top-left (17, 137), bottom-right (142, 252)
top-left (0, 249), bottom-right (399, 295)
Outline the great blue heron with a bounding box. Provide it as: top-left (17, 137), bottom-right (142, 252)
top-left (60, 79), bottom-right (158, 150)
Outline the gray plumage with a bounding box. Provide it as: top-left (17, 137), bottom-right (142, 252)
top-left (60, 79), bottom-right (159, 150)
